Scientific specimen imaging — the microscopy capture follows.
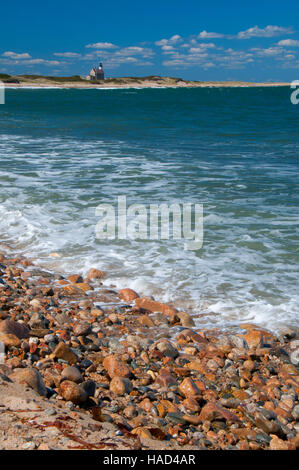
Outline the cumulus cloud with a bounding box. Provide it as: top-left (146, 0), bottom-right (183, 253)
top-left (251, 47), bottom-right (284, 57)
top-left (24, 59), bottom-right (61, 65)
top-left (155, 35), bottom-right (182, 46)
top-left (198, 30), bottom-right (224, 39)
top-left (115, 46), bottom-right (153, 57)
top-left (2, 51), bottom-right (32, 59)
top-left (54, 52), bottom-right (81, 58)
top-left (278, 39), bottom-right (299, 47)
top-left (237, 25), bottom-right (293, 39)
top-left (85, 42), bottom-right (118, 49)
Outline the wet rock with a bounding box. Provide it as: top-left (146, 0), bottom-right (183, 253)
top-left (292, 404), bottom-right (299, 421)
top-left (0, 319), bottom-right (30, 339)
top-left (230, 335), bottom-right (247, 349)
top-left (28, 312), bottom-right (49, 329)
top-left (156, 340), bottom-right (178, 358)
top-left (103, 355), bottom-right (132, 379)
top-left (155, 369), bottom-right (177, 389)
top-left (118, 288), bottom-right (139, 302)
top-left (63, 285), bottom-right (83, 296)
top-left (199, 402), bottom-right (241, 423)
top-left (177, 312), bottom-right (195, 327)
top-left (67, 274), bottom-right (83, 284)
top-left (87, 268), bottom-right (105, 280)
top-left (110, 377), bottom-right (133, 396)
top-left (243, 330), bottom-right (264, 348)
top-left (79, 379), bottom-right (96, 397)
top-left (73, 323), bottom-right (90, 336)
top-left (278, 327), bottom-right (296, 341)
top-left (59, 380), bottom-right (88, 405)
top-left (0, 332), bottom-right (21, 349)
top-left (76, 282), bottom-right (93, 292)
top-left (138, 315), bottom-right (154, 327)
top-left (183, 397), bottom-right (201, 413)
top-left (123, 405), bottom-right (138, 418)
top-left (61, 366), bottom-right (83, 384)
top-left (52, 342), bottom-right (77, 365)
top-left (44, 334), bottom-right (55, 343)
top-left (167, 411), bottom-right (186, 425)
top-left (290, 350), bottom-right (299, 366)
top-left (10, 368), bottom-right (47, 396)
top-left (135, 297), bottom-right (178, 320)
top-left (179, 378), bottom-right (201, 398)
top-left (254, 411), bottom-right (283, 436)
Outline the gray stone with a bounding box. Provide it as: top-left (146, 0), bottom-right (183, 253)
top-left (61, 366), bottom-right (83, 384)
top-left (292, 404), bottom-right (299, 421)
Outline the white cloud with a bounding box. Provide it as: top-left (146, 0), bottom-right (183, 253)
top-left (25, 59), bottom-right (61, 65)
top-left (0, 57), bottom-right (61, 66)
top-left (155, 35), bottom-right (182, 46)
top-left (115, 47), bottom-right (154, 58)
top-left (161, 45), bottom-right (174, 51)
top-left (85, 42), bottom-right (118, 49)
top-left (237, 25), bottom-right (293, 39)
top-left (198, 30), bottom-right (224, 39)
top-left (195, 43), bottom-right (216, 49)
top-left (2, 51), bottom-right (31, 59)
top-left (278, 39), bottom-right (299, 47)
top-left (54, 52), bottom-right (81, 58)
top-left (252, 47), bottom-right (283, 57)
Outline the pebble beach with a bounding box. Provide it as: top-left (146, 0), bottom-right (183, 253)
top-left (0, 248), bottom-right (298, 451)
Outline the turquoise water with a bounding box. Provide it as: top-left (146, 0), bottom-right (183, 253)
top-left (0, 87), bottom-right (298, 331)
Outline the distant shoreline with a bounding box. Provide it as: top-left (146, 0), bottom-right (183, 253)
top-left (4, 81), bottom-right (291, 89)
top-left (0, 74), bottom-right (291, 89)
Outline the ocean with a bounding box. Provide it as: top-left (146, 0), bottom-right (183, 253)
top-left (0, 86), bottom-right (298, 332)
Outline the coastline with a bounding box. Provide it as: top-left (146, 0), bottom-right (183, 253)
top-left (3, 80), bottom-right (292, 89)
top-left (0, 249), bottom-right (298, 450)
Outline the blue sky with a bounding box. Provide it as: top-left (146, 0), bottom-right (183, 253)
top-left (1, 0), bottom-right (299, 81)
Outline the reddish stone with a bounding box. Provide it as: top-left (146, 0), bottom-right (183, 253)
top-left (76, 282), bottom-right (93, 292)
top-left (155, 369), bottom-right (177, 389)
top-left (0, 332), bottom-right (21, 349)
top-left (63, 285), bottom-right (83, 295)
top-left (179, 377), bottom-right (201, 398)
top-left (59, 380), bottom-right (87, 404)
top-left (138, 315), bottom-right (154, 327)
top-left (118, 288), bottom-right (139, 302)
top-left (52, 342), bottom-right (77, 365)
top-left (87, 268), bottom-right (105, 280)
top-left (102, 355), bottom-right (132, 379)
top-left (240, 330), bottom-right (264, 348)
top-left (134, 297), bottom-right (178, 320)
top-left (0, 319), bottom-right (30, 339)
top-left (67, 274), bottom-right (83, 284)
top-left (183, 397), bottom-right (201, 412)
top-left (139, 398), bottom-right (155, 412)
top-left (109, 377), bottom-right (133, 396)
top-left (199, 402), bottom-right (241, 423)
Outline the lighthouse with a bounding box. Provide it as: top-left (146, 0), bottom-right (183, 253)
top-left (87, 62), bottom-right (105, 81)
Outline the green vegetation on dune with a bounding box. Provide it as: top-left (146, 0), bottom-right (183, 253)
top-left (17, 74), bottom-right (87, 83)
top-left (0, 74), bottom-right (11, 80)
